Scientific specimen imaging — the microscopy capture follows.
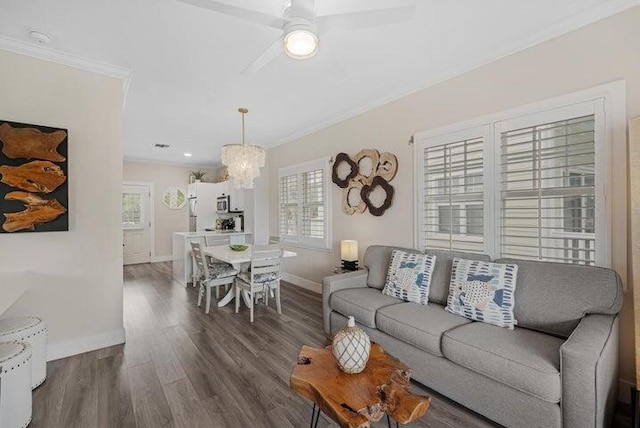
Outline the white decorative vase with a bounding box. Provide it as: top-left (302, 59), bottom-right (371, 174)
top-left (332, 316), bottom-right (371, 374)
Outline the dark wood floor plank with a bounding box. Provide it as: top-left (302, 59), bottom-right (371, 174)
top-left (30, 261), bottom-right (631, 428)
top-left (57, 350), bottom-right (99, 428)
top-left (128, 361), bottom-right (175, 428)
top-left (163, 378), bottom-right (214, 428)
top-left (30, 358), bottom-right (73, 427)
top-left (96, 352), bottom-right (136, 428)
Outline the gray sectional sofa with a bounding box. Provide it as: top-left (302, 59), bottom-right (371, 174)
top-left (322, 245), bottom-right (623, 428)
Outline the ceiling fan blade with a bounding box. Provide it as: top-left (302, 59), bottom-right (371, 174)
top-left (241, 37), bottom-right (283, 74)
top-left (316, 5), bottom-right (415, 34)
top-left (177, 0), bottom-right (286, 30)
top-left (288, 0), bottom-right (316, 21)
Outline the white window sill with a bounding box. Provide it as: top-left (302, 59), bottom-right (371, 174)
top-left (283, 241), bottom-right (331, 253)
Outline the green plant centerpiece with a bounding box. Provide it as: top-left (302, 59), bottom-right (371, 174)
top-left (229, 244), bottom-right (248, 251)
top-left (189, 170), bottom-right (207, 182)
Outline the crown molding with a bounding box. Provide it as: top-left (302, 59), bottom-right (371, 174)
top-left (124, 156), bottom-right (220, 170)
top-left (0, 35), bottom-right (134, 110)
top-left (266, 0), bottom-right (640, 148)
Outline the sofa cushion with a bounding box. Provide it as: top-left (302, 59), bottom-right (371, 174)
top-left (363, 246), bottom-right (490, 303)
top-left (382, 250), bottom-right (436, 305)
top-left (445, 258), bottom-right (519, 329)
top-left (496, 258), bottom-right (623, 338)
top-left (425, 249), bottom-right (491, 305)
top-left (364, 246), bottom-right (422, 290)
top-left (330, 288), bottom-right (402, 328)
top-left (376, 302), bottom-right (471, 356)
top-left (442, 323), bottom-right (563, 403)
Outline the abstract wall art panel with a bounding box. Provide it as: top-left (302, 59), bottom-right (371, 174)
top-left (0, 120), bottom-right (69, 233)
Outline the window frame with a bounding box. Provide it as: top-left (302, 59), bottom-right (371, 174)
top-left (278, 157), bottom-right (331, 250)
top-left (413, 81), bottom-right (626, 285)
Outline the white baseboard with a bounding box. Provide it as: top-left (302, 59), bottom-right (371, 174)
top-left (152, 255), bottom-right (173, 263)
top-left (282, 272), bottom-right (322, 294)
top-left (619, 378), bottom-right (634, 404)
top-left (47, 328), bottom-right (126, 361)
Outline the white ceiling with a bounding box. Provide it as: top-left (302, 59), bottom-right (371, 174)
top-left (0, 0), bottom-right (637, 167)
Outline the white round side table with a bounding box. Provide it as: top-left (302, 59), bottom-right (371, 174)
top-left (0, 341), bottom-right (32, 428)
top-left (0, 317), bottom-right (47, 388)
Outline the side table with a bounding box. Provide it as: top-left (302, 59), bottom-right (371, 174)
top-left (290, 343), bottom-right (430, 428)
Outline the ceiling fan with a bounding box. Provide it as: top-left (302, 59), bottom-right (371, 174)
top-left (177, 0), bottom-right (416, 73)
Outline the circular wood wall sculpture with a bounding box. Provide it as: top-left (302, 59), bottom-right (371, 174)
top-left (377, 152), bottom-right (398, 182)
top-left (361, 175), bottom-right (394, 217)
top-left (333, 149), bottom-right (398, 216)
top-left (353, 149), bottom-right (380, 185)
top-left (342, 180), bottom-right (367, 215)
top-left (331, 152), bottom-right (359, 188)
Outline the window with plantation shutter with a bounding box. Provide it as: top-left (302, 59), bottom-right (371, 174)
top-left (421, 135), bottom-right (485, 253)
top-left (279, 174), bottom-right (298, 239)
top-left (499, 111), bottom-right (597, 265)
top-left (415, 93), bottom-right (618, 271)
top-left (278, 158), bottom-right (331, 249)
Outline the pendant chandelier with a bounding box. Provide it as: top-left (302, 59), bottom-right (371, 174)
top-left (221, 107), bottom-right (266, 189)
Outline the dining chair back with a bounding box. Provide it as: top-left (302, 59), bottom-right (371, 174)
top-left (190, 241), bottom-right (238, 314)
top-left (235, 244), bottom-right (284, 323)
top-left (189, 237), bottom-right (206, 287)
top-left (268, 235), bottom-right (283, 244)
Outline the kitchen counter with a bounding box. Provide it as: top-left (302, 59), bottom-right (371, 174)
top-left (174, 230), bottom-right (251, 237)
top-left (172, 231), bottom-right (252, 287)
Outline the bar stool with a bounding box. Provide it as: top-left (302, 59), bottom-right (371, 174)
top-left (0, 317), bottom-right (47, 388)
top-left (0, 341), bottom-right (32, 428)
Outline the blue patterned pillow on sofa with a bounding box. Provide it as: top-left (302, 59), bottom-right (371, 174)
top-left (382, 250), bottom-right (436, 305)
top-left (445, 258), bottom-right (519, 329)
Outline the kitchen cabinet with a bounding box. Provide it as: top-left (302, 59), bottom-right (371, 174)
top-left (187, 182), bottom-right (218, 199)
top-left (216, 181), bottom-right (230, 197)
top-left (229, 187), bottom-right (245, 212)
top-left (214, 181), bottom-right (244, 212)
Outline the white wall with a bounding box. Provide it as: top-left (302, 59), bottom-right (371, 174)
top-left (267, 7), bottom-right (640, 400)
top-left (0, 50), bottom-right (125, 360)
top-left (123, 161), bottom-right (220, 259)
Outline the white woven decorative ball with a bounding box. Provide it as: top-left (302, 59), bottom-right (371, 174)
top-left (332, 316), bottom-right (371, 374)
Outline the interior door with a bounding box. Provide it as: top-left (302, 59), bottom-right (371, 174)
top-left (122, 184), bottom-right (151, 265)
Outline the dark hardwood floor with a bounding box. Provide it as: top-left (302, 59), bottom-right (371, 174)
top-left (29, 262), bottom-right (630, 427)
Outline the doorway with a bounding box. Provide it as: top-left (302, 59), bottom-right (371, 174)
top-left (122, 183), bottom-right (153, 265)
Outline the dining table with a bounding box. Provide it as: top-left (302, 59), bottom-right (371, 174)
top-left (203, 244), bottom-right (297, 308)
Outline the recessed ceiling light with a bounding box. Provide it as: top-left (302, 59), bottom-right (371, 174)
top-left (184, 153), bottom-right (192, 157)
top-left (29, 31), bottom-right (51, 44)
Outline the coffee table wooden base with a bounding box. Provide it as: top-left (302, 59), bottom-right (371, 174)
top-left (290, 343), bottom-right (431, 428)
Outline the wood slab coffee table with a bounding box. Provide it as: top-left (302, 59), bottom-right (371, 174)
top-left (290, 343), bottom-right (430, 428)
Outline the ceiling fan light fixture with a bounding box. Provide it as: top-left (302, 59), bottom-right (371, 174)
top-left (284, 25), bottom-right (318, 59)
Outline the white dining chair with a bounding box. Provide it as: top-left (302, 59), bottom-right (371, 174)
top-left (190, 241), bottom-right (239, 314)
top-left (235, 244), bottom-right (284, 323)
top-left (268, 235), bottom-right (283, 244)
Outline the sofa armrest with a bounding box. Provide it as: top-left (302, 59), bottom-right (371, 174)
top-left (322, 270), bottom-right (369, 334)
top-left (560, 314), bottom-right (619, 428)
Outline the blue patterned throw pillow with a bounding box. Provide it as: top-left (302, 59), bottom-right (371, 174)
top-left (445, 258), bottom-right (518, 329)
top-left (382, 250), bottom-right (436, 305)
